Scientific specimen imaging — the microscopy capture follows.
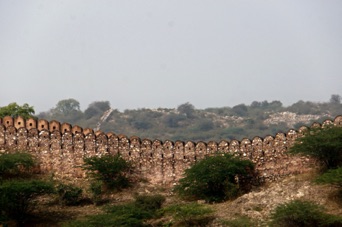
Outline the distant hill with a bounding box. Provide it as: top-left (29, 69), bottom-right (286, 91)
top-left (37, 95), bottom-right (342, 142)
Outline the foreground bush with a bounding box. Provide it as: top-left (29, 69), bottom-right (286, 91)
top-left (315, 167), bottom-right (342, 187)
top-left (83, 154), bottom-right (132, 190)
top-left (64, 194), bottom-right (165, 227)
top-left (0, 179), bottom-right (54, 222)
top-left (270, 200), bottom-right (342, 227)
top-left (57, 183), bottom-right (83, 206)
top-left (175, 154), bottom-right (254, 202)
top-left (221, 216), bottom-right (254, 227)
top-left (290, 126), bottom-right (342, 169)
top-left (162, 202), bottom-right (214, 227)
top-left (0, 152), bottom-right (35, 180)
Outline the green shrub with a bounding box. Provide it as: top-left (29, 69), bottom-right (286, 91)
top-left (89, 180), bottom-right (103, 205)
top-left (175, 154), bottom-right (254, 202)
top-left (57, 183), bottom-right (83, 206)
top-left (315, 167), bottom-right (342, 188)
top-left (221, 216), bottom-right (254, 227)
top-left (269, 200), bottom-right (342, 227)
top-left (163, 202), bottom-right (214, 227)
top-left (64, 194), bottom-right (166, 227)
top-left (134, 194), bottom-right (165, 213)
top-left (0, 152), bottom-right (35, 180)
top-left (0, 179), bottom-right (54, 222)
top-left (290, 126), bottom-right (342, 169)
top-left (83, 154), bottom-right (132, 190)
top-left (63, 212), bottom-right (145, 227)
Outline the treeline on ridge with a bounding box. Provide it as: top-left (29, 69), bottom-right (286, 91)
top-left (13, 94), bottom-right (342, 142)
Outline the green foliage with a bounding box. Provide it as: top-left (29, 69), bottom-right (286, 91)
top-left (53, 98), bottom-right (81, 115)
top-left (315, 167), bottom-right (342, 188)
top-left (84, 101), bottom-right (111, 119)
top-left (162, 202), bottom-right (214, 227)
top-left (36, 96), bottom-right (342, 142)
top-left (0, 152), bottom-right (55, 224)
top-left (0, 152), bottom-right (35, 181)
top-left (177, 102), bottom-right (196, 119)
top-left (289, 126), bottom-right (342, 169)
top-left (56, 183), bottom-right (83, 206)
top-left (269, 200), bottom-right (342, 227)
top-left (330, 94), bottom-right (341, 104)
top-left (64, 213), bottom-right (144, 227)
top-left (232, 104), bottom-right (248, 116)
top-left (163, 113), bottom-right (186, 128)
top-left (221, 216), bottom-right (254, 227)
top-left (175, 154), bottom-right (254, 203)
top-left (0, 179), bottom-right (54, 221)
top-left (83, 154), bottom-right (132, 190)
top-left (134, 194), bottom-right (165, 213)
top-left (38, 98), bottom-right (84, 125)
top-left (64, 194), bottom-right (165, 227)
top-left (89, 180), bottom-right (103, 205)
top-left (0, 102), bottom-right (35, 119)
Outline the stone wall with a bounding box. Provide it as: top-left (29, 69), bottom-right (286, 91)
top-left (1, 115), bottom-right (341, 185)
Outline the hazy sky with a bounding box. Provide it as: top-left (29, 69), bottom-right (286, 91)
top-left (1, 0), bottom-right (341, 113)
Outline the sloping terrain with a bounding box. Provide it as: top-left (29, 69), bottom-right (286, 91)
top-left (28, 171), bottom-right (341, 226)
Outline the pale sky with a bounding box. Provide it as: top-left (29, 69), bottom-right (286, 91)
top-left (1, 0), bottom-right (341, 113)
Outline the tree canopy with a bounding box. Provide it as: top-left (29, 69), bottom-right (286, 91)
top-left (175, 154), bottom-right (254, 203)
top-left (289, 126), bottom-right (342, 169)
top-left (0, 103), bottom-right (35, 119)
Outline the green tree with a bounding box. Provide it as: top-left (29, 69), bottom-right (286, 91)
top-left (84, 101), bottom-right (111, 119)
top-left (287, 100), bottom-right (320, 114)
top-left (289, 126), bottom-right (342, 169)
top-left (232, 104), bottom-right (248, 116)
top-left (0, 152), bottom-right (54, 224)
top-left (0, 152), bottom-right (35, 181)
top-left (82, 154), bottom-right (132, 190)
top-left (52, 98), bottom-right (81, 115)
top-left (0, 180), bottom-right (54, 222)
top-left (330, 94), bottom-right (341, 104)
top-left (46, 98), bottom-right (84, 124)
top-left (175, 154), bottom-right (254, 203)
top-left (0, 103), bottom-right (35, 119)
top-left (178, 102), bottom-right (196, 119)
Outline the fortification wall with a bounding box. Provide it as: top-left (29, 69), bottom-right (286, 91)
top-left (1, 115), bottom-right (342, 186)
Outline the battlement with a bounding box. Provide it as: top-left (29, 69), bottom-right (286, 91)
top-left (1, 115), bottom-right (341, 185)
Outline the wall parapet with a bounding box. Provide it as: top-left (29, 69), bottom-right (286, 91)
top-left (0, 115), bottom-right (341, 185)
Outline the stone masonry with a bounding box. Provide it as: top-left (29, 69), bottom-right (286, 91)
top-left (0, 115), bottom-right (341, 186)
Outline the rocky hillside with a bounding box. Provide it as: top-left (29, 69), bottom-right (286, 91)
top-left (212, 172), bottom-right (342, 225)
top-left (37, 96), bottom-right (342, 141)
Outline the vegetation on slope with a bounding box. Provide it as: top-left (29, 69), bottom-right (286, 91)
top-left (32, 94), bottom-right (342, 141)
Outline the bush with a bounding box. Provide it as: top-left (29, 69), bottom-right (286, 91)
top-left (162, 202), bottom-right (214, 227)
top-left (57, 183), bottom-right (83, 206)
top-left (0, 179), bottom-right (54, 222)
top-left (221, 216), bottom-right (254, 227)
top-left (89, 180), bottom-right (103, 205)
top-left (83, 154), bottom-right (132, 190)
top-left (269, 200), bottom-right (342, 227)
top-left (134, 194), bottom-right (165, 213)
top-left (0, 152), bottom-right (55, 225)
top-left (0, 152), bottom-right (35, 180)
top-left (64, 194), bottom-right (165, 227)
top-left (175, 154), bottom-right (254, 202)
top-left (290, 126), bottom-right (342, 169)
top-left (315, 167), bottom-right (342, 188)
